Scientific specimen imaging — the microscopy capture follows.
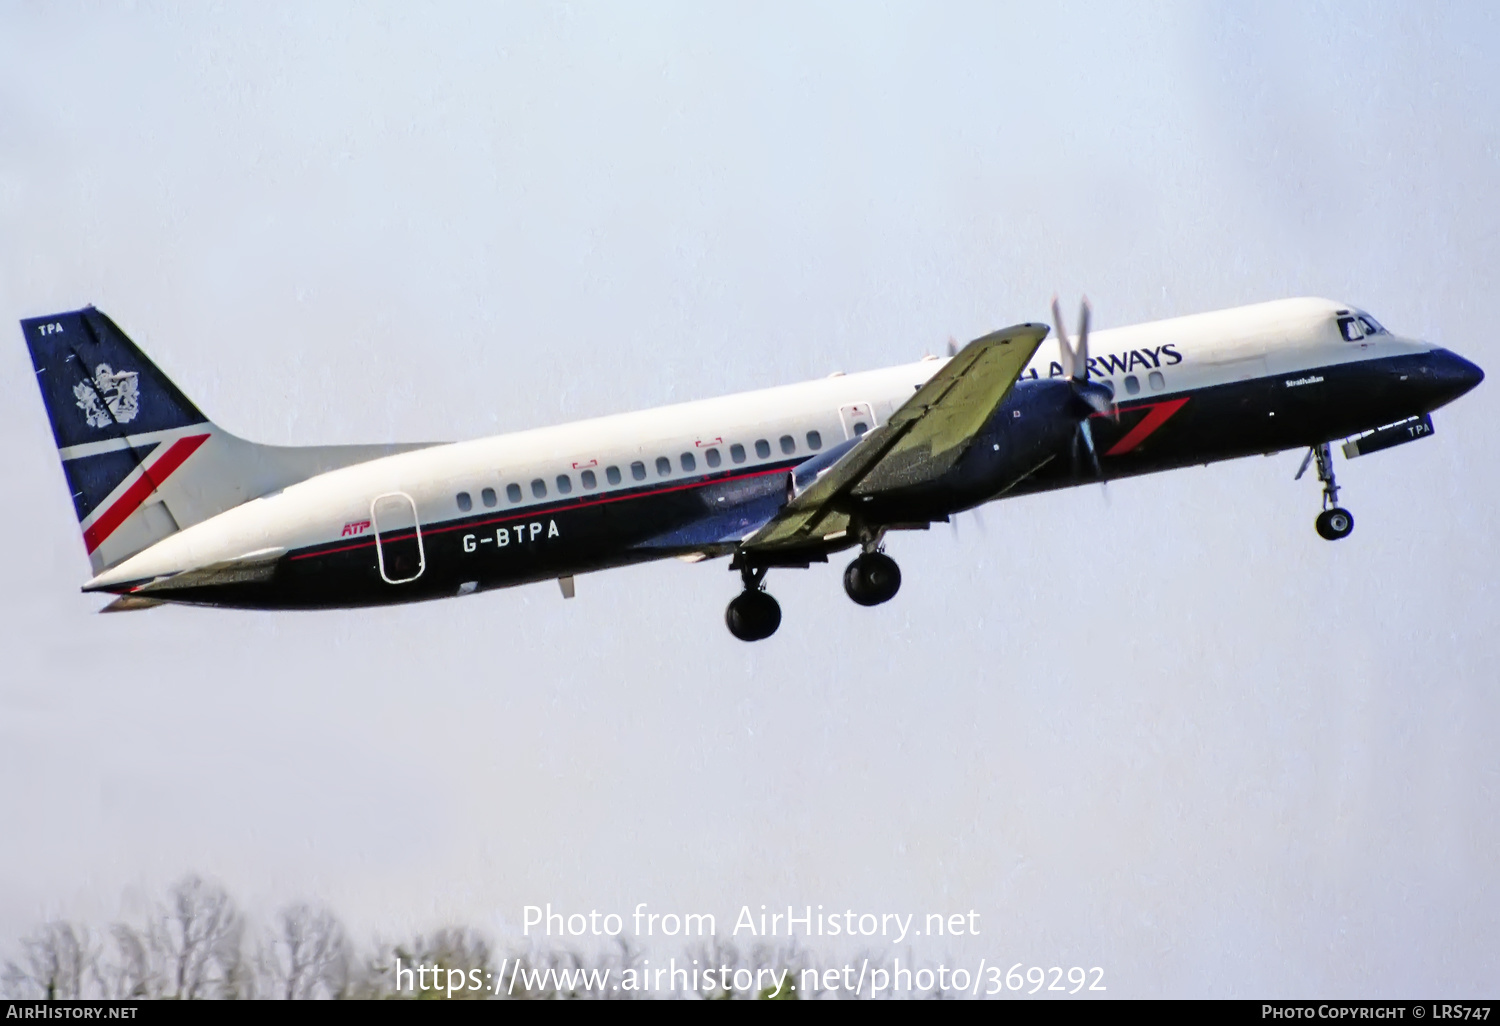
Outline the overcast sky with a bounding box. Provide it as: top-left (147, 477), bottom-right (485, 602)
top-left (2, 2), bottom-right (1496, 998)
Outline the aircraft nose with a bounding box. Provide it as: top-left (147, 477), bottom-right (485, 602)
top-left (1429, 347), bottom-right (1485, 401)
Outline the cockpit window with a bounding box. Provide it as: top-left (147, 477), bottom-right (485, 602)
top-left (1339, 312), bottom-right (1387, 341)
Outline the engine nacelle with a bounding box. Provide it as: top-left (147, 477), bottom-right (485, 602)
top-left (855, 377), bottom-right (1089, 524)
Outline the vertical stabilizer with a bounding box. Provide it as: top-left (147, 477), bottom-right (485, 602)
top-left (21, 307), bottom-right (439, 574)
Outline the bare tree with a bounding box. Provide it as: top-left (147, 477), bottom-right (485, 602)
top-left (256, 904), bottom-right (350, 999)
top-left (104, 921), bottom-right (154, 998)
top-left (688, 936), bottom-right (810, 1000)
top-left (1, 921), bottom-right (101, 999)
top-left (104, 876), bottom-right (245, 999)
top-left (357, 927), bottom-right (494, 999)
top-left (4, 879), bottom-right (967, 1002)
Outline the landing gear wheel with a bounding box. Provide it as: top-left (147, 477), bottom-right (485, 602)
top-left (1300, 443), bottom-right (1354, 542)
top-left (843, 552), bottom-right (902, 607)
top-left (725, 589), bottom-right (781, 641)
top-left (1316, 507), bottom-right (1354, 541)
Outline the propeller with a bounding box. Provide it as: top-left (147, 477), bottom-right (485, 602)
top-left (949, 503), bottom-right (988, 540)
top-left (1051, 295), bottom-right (1115, 485)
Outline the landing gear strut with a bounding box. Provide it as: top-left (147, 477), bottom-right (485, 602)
top-left (843, 547), bottom-right (902, 607)
top-left (725, 564), bottom-right (781, 642)
top-left (1301, 443), bottom-right (1354, 541)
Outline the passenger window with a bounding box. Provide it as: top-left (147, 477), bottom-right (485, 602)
top-left (853, 422), bottom-right (869, 437)
top-left (1123, 375), bottom-right (1141, 395)
top-left (481, 487), bottom-right (497, 508)
top-left (631, 461), bottom-right (647, 481)
top-left (780, 435), bottom-right (795, 455)
top-left (606, 465), bottom-right (622, 485)
top-left (531, 479), bottom-right (547, 498)
top-left (506, 483), bottom-right (522, 503)
top-left (806, 430), bottom-right (822, 450)
top-left (730, 443), bottom-right (746, 464)
top-left (680, 452), bottom-right (696, 472)
top-left (754, 439), bottom-right (771, 459)
top-left (581, 469), bottom-right (597, 489)
top-left (456, 491), bottom-right (473, 512)
top-left (1148, 370), bottom-right (1165, 391)
top-left (656, 456), bottom-right (671, 477)
top-left (705, 447), bottom-right (721, 468)
top-left (556, 474), bottom-right (572, 495)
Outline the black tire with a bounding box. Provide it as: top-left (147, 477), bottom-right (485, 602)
top-left (843, 552), bottom-right (902, 606)
top-left (725, 590), bottom-right (782, 641)
top-left (1315, 507), bottom-right (1355, 541)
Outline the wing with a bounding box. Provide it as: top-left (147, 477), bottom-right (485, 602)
top-left (743, 322), bottom-right (1048, 554)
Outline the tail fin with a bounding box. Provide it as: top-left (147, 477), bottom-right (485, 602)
top-left (22, 307), bottom-right (438, 574)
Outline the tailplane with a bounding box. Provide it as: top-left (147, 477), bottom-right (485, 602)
top-left (22, 307), bottom-right (437, 574)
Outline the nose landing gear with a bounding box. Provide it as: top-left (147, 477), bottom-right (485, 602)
top-left (1315, 506), bottom-right (1354, 541)
top-left (1298, 442), bottom-right (1355, 541)
top-left (725, 564), bottom-right (781, 642)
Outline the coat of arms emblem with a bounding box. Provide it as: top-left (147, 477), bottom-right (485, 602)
top-left (74, 363), bottom-right (140, 428)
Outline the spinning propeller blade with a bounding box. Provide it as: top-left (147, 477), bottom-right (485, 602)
top-left (1051, 296), bottom-right (1074, 377)
top-left (1074, 298), bottom-right (1090, 384)
top-left (1054, 294), bottom-right (1114, 491)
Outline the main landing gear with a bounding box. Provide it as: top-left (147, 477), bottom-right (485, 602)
top-left (725, 565), bottom-right (781, 642)
top-left (843, 549), bottom-right (902, 606)
top-left (1298, 442), bottom-right (1355, 541)
top-left (725, 542), bottom-right (905, 640)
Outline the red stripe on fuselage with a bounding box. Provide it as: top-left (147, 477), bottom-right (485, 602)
top-left (1103, 398), bottom-right (1190, 456)
top-left (82, 434), bottom-right (210, 553)
top-left (288, 463), bottom-right (795, 561)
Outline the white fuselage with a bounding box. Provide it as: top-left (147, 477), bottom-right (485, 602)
top-left (87, 297), bottom-right (1436, 593)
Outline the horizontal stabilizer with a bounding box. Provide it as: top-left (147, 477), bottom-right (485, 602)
top-left (99, 595), bottom-right (165, 612)
top-left (88, 547), bottom-right (285, 595)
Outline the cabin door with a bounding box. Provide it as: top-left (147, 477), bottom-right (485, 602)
top-left (838, 402), bottom-right (876, 440)
top-left (371, 492), bottom-right (426, 584)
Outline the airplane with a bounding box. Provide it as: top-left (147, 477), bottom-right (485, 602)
top-left (20, 297), bottom-right (1483, 641)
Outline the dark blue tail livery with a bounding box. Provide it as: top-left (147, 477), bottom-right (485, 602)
top-left (60, 441), bottom-right (160, 523)
top-left (21, 307), bottom-right (207, 452)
